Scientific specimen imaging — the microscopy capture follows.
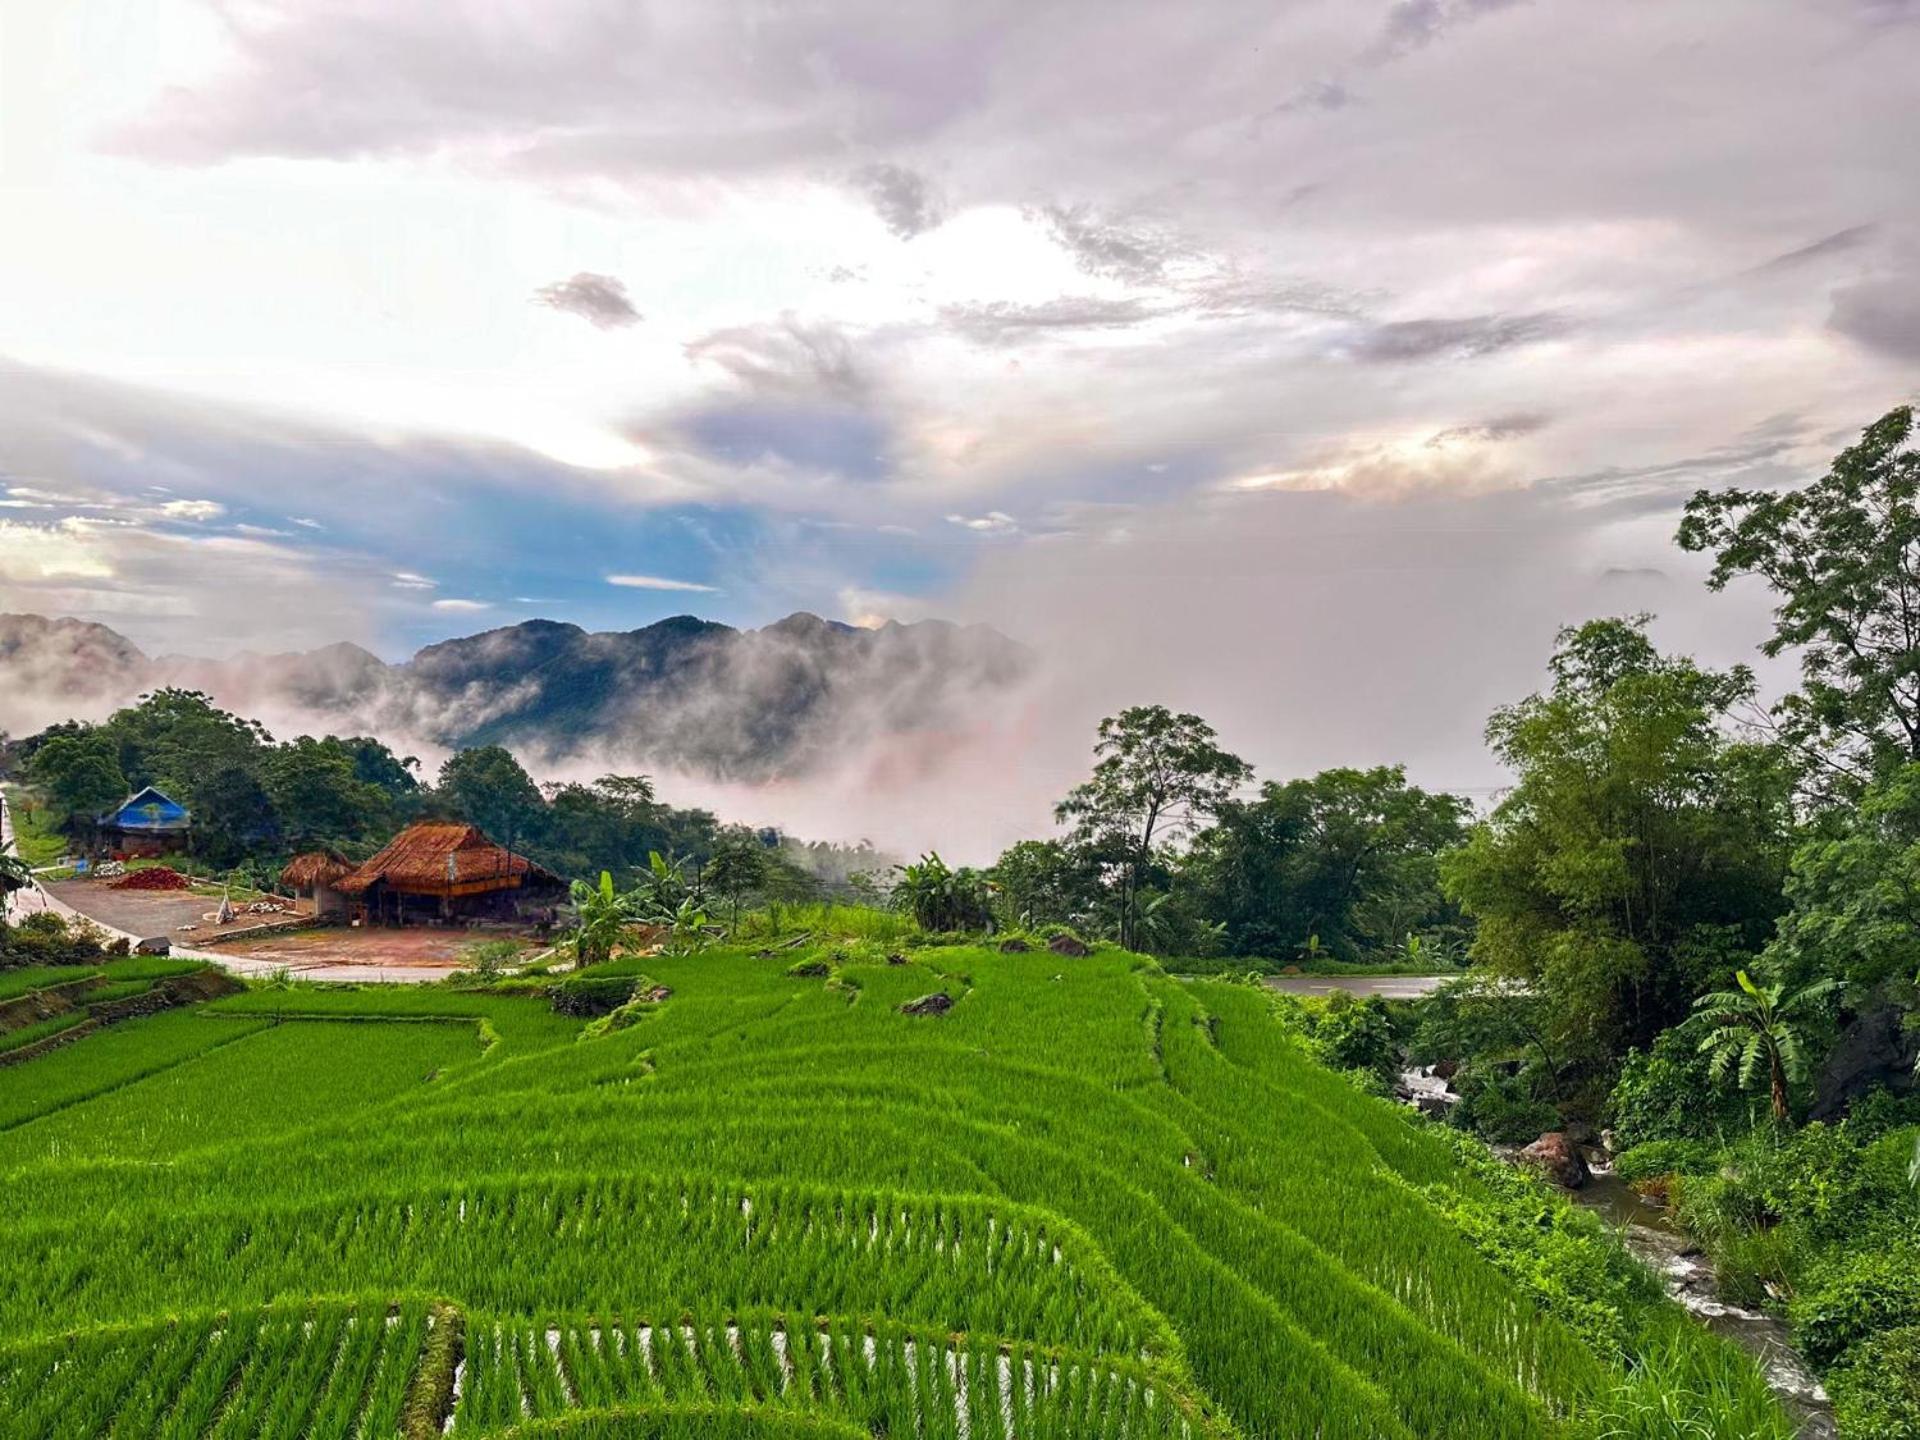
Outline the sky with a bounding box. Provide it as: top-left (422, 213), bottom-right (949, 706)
top-left (2, 0), bottom-right (1918, 838)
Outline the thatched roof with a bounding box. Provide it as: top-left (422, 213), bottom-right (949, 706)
top-left (280, 850), bottom-right (352, 890)
top-left (335, 822), bottom-right (559, 897)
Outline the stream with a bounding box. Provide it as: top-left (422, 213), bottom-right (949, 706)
top-left (1400, 1069), bottom-right (1836, 1436)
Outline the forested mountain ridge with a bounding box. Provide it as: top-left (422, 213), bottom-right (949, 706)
top-left (0, 610), bottom-right (1031, 781)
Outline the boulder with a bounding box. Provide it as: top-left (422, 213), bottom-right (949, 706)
top-left (133, 936), bottom-right (170, 957)
top-left (900, 992), bottom-right (954, 1017)
top-left (1519, 1131), bottom-right (1589, 1189)
top-left (885, 952), bottom-right (909, 966)
top-left (998, 938), bottom-right (1031, 953)
top-left (1046, 934), bottom-right (1093, 957)
top-left (1811, 1006), bottom-right (1919, 1120)
top-left (1433, 1058), bottom-right (1460, 1081)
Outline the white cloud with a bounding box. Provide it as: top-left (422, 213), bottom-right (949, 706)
top-left (158, 498), bottom-right (227, 521)
top-left (946, 511), bottom-right (1018, 534)
top-left (431, 598), bottom-right (492, 612)
top-left (391, 571), bottom-right (438, 590)
top-left (606, 573), bottom-right (720, 593)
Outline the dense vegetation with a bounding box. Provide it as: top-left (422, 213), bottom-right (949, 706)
top-left (0, 942), bottom-right (1789, 1438)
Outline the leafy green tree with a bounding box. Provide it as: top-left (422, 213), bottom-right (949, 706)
top-left (438, 746), bottom-right (544, 858)
top-left (1679, 405), bottom-right (1920, 791)
top-left (193, 765), bottom-right (280, 867)
top-left (893, 852), bottom-right (993, 933)
top-left (1762, 763), bottom-right (1920, 995)
top-left (266, 739), bottom-right (389, 846)
top-left (0, 852), bottom-right (31, 925)
top-left (989, 839), bottom-right (1098, 930)
top-left (1056, 706), bottom-right (1251, 949)
top-left (27, 733), bottom-right (128, 834)
top-left (1187, 765), bottom-right (1470, 962)
top-left (100, 689), bottom-right (270, 800)
top-left (1443, 617), bottom-right (1795, 1071)
top-left (569, 870), bottom-right (637, 968)
top-left (703, 829), bottom-right (769, 924)
top-left (1691, 970), bottom-right (1839, 1123)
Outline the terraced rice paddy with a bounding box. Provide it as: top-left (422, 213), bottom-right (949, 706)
top-left (0, 947), bottom-right (1779, 1437)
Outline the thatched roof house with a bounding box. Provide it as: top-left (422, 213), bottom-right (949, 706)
top-left (335, 822), bottom-right (561, 925)
top-left (280, 850), bottom-right (353, 892)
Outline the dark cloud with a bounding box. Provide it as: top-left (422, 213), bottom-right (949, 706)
top-left (939, 296), bottom-right (1162, 344)
top-left (684, 317), bottom-right (871, 402)
top-left (1749, 224), bottom-right (1877, 274)
top-left (1828, 275), bottom-right (1920, 362)
top-left (1038, 204), bottom-right (1184, 287)
top-left (1341, 311), bottom-right (1568, 362)
top-left (532, 272), bottom-right (641, 329)
top-left (854, 163), bottom-right (944, 239)
top-left (1365, 0), bottom-right (1528, 62)
top-left (1426, 413), bottom-right (1550, 446)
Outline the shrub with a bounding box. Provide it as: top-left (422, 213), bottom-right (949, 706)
top-left (1829, 1324), bottom-right (1920, 1440)
top-left (891, 853), bottom-right (992, 933)
top-left (549, 973), bottom-right (640, 1017)
top-left (1612, 1139), bottom-right (1720, 1184)
top-left (1608, 1027), bottom-right (1753, 1150)
top-left (1449, 1064), bottom-right (1560, 1145)
top-left (1792, 1242), bottom-right (1920, 1368)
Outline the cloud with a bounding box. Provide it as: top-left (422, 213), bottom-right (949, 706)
top-left (391, 571), bottom-right (438, 590)
top-left (1038, 204), bottom-right (1185, 287)
top-left (1426, 413), bottom-right (1551, 446)
top-left (606, 573), bottom-right (721, 593)
top-left (1364, 0), bottom-right (1528, 63)
top-left (853, 163), bottom-right (943, 239)
top-left (1749, 224), bottom-right (1877, 274)
top-left (685, 316), bottom-right (871, 403)
top-left (1828, 274), bottom-right (1920, 362)
top-left (939, 296), bottom-right (1162, 344)
top-left (946, 511), bottom-right (1018, 533)
top-left (431, 598), bottom-right (492, 612)
top-left (533, 271), bottom-right (642, 329)
top-left (1339, 311), bottom-right (1569, 363)
top-left (158, 498), bottom-right (227, 521)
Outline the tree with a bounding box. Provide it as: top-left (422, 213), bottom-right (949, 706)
top-left (100, 689), bottom-right (270, 799)
top-left (990, 839), bottom-right (1098, 931)
top-left (266, 739), bottom-right (389, 846)
top-left (28, 732), bottom-right (129, 835)
top-left (438, 747), bottom-right (543, 858)
top-left (1679, 405), bottom-right (1920, 791)
top-left (0, 852), bottom-right (31, 926)
top-left (1056, 706), bottom-right (1251, 949)
top-left (194, 765), bottom-right (280, 867)
top-left (893, 853), bottom-right (993, 933)
top-left (569, 870), bottom-right (637, 968)
top-left (1691, 970), bottom-right (1839, 1123)
top-left (1187, 766), bottom-right (1471, 962)
top-left (703, 830), bottom-right (769, 925)
top-left (1443, 617), bottom-right (1795, 1071)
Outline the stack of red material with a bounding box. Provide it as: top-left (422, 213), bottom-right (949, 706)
top-left (110, 867), bottom-right (192, 891)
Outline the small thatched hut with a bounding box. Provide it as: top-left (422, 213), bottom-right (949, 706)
top-left (334, 822), bottom-right (562, 927)
top-left (280, 850), bottom-right (354, 917)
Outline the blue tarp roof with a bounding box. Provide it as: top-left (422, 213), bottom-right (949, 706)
top-left (102, 786), bottom-right (191, 831)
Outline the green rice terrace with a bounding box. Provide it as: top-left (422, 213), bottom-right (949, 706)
top-left (0, 942), bottom-right (1789, 1440)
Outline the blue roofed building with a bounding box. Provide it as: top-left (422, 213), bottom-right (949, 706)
top-left (99, 786), bottom-right (191, 859)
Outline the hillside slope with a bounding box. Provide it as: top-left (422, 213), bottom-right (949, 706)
top-left (0, 949), bottom-right (1786, 1438)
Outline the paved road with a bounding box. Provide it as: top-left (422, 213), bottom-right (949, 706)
top-left (1264, 973), bottom-right (1452, 999)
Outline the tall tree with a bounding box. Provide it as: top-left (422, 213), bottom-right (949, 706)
top-left (1679, 405), bottom-right (1920, 791)
top-left (27, 733), bottom-right (128, 837)
top-left (1443, 617), bottom-right (1795, 1067)
top-left (1189, 766), bottom-right (1471, 962)
top-left (438, 746), bottom-right (544, 858)
top-left (1056, 706), bottom-right (1251, 950)
top-left (703, 828), bottom-right (770, 924)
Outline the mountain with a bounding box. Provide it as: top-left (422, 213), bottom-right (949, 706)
top-left (0, 611), bottom-right (1033, 780)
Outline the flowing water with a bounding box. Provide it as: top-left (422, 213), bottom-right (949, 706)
top-left (1397, 1068), bottom-right (1835, 1436)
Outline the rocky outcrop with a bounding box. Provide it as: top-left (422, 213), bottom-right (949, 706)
top-left (1519, 1131), bottom-right (1591, 1189)
top-left (1811, 1006), bottom-right (1919, 1121)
